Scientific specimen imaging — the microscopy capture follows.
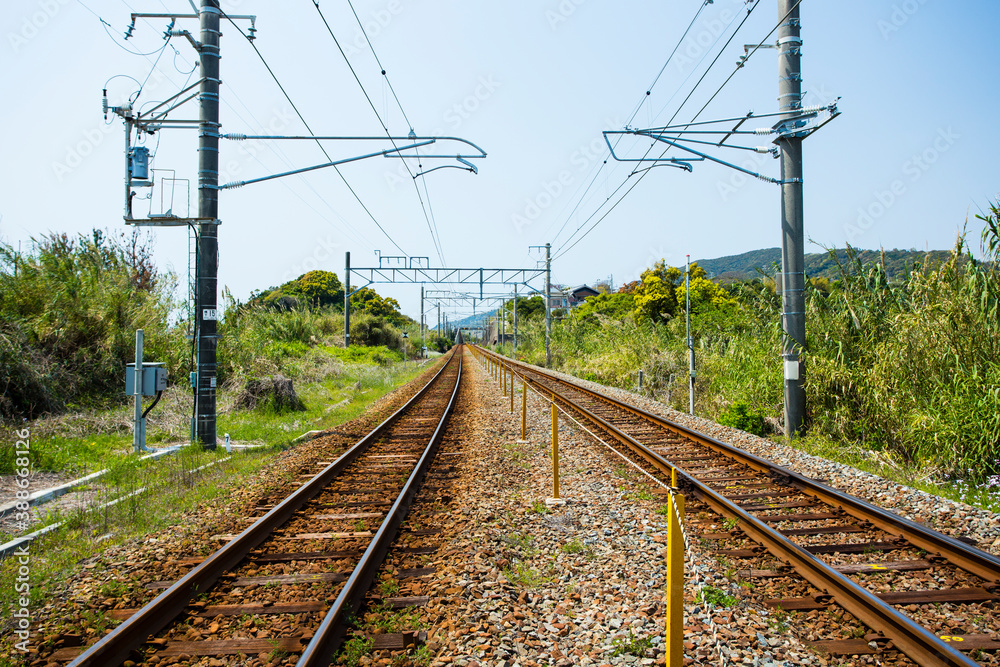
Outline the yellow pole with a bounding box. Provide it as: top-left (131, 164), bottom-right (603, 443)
top-left (510, 371), bottom-right (515, 413)
top-left (551, 397), bottom-right (559, 499)
top-left (671, 467), bottom-right (677, 489)
top-left (521, 380), bottom-right (527, 440)
top-left (666, 492), bottom-right (685, 666)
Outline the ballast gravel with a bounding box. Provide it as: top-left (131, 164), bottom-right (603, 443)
top-left (415, 352), bottom-right (832, 667)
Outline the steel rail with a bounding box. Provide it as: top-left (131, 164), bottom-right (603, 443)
top-left (298, 346), bottom-right (464, 665)
top-left (69, 349), bottom-right (460, 667)
top-left (473, 346), bottom-right (985, 667)
top-left (485, 348), bottom-right (1000, 584)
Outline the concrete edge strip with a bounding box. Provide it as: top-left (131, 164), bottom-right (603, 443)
top-left (0, 452), bottom-right (236, 561)
top-left (0, 447), bottom-right (182, 521)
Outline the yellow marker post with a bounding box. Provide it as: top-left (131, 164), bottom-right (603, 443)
top-left (510, 371), bottom-right (515, 413)
top-left (521, 380), bottom-right (528, 441)
top-left (666, 492), bottom-right (685, 667)
top-left (671, 467), bottom-right (677, 489)
top-left (551, 398), bottom-right (560, 499)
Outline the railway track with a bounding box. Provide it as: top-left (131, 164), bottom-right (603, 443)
top-left (472, 345), bottom-right (1000, 667)
top-left (57, 346), bottom-right (464, 667)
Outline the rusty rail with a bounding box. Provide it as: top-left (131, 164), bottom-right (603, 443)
top-left (69, 348), bottom-right (462, 667)
top-left (474, 345), bottom-right (994, 667)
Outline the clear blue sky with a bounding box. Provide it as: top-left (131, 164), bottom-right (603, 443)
top-left (2, 0), bottom-right (998, 322)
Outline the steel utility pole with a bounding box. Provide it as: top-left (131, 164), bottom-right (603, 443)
top-left (777, 0), bottom-right (806, 436)
top-left (686, 255), bottom-right (695, 414)
top-left (196, 0), bottom-right (221, 449)
top-left (420, 286), bottom-right (425, 357)
top-left (344, 251), bottom-right (351, 347)
top-left (544, 242), bottom-right (552, 367)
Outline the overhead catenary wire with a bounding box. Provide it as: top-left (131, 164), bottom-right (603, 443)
top-left (219, 8), bottom-right (411, 258)
top-left (309, 0), bottom-right (448, 265)
top-left (553, 0), bottom-right (776, 261)
top-left (543, 0), bottom-right (716, 246)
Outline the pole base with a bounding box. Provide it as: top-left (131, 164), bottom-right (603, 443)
top-left (545, 497), bottom-right (567, 507)
top-left (515, 439), bottom-right (530, 445)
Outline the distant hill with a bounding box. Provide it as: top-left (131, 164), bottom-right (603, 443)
top-left (695, 247), bottom-right (959, 282)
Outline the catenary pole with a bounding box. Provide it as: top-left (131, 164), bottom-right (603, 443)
top-left (344, 252), bottom-right (351, 347)
top-left (545, 242), bottom-right (552, 367)
top-left (778, 0), bottom-right (806, 436)
top-left (196, 0), bottom-right (221, 449)
top-left (686, 254), bottom-right (695, 414)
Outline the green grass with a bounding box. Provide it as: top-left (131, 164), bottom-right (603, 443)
top-left (698, 585), bottom-right (740, 608)
top-left (501, 561), bottom-right (549, 589)
top-left (611, 629), bottom-right (653, 657)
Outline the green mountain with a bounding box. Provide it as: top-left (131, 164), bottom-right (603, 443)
top-left (695, 247), bottom-right (959, 282)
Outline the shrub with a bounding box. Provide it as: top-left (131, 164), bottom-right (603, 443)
top-left (717, 402), bottom-right (767, 436)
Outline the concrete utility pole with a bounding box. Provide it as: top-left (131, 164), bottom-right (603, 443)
top-left (344, 251), bottom-right (351, 347)
top-left (544, 242), bottom-right (552, 367)
top-left (686, 255), bottom-right (695, 415)
top-left (196, 0), bottom-right (221, 449)
top-left (420, 286), bottom-right (425, 357)
top-left (777, 0), bottom-right (806, 436)
top-left (513, 284), bottom-right (518, 349)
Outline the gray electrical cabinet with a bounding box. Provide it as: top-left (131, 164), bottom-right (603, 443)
top-left (125, 363), bottom-right (168, 396)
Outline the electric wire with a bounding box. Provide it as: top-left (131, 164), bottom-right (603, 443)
top-left (553, 0), bottom-right (769, 260)
top-left (544, 0), bottom-right (720, 246)
top-left (77, 0), bottom-right (171, 56)
top-left (219, 8), bottom-right (411, 258)
top-left (309, 0), bottom-right (447, 265)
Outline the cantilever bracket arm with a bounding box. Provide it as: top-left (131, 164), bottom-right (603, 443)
top-left (217, 140), bottom-right (436, 190)
top-left (602, 132), bottom-right (700, 172)
top-left (623, 130), bottom-right (795, 185)
top-left (221, 134), bottom-right (486, 160)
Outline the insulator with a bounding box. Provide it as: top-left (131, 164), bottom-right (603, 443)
top-left (753, 127), bottom-right (773, 135)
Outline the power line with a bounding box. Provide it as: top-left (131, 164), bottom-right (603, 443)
top-left (309, 0), bottom-right (448, 265)
top-left (547, 0), bottom-right (732, 248)
top-left (554, 0), bottom-right (770, 260)
top-left (219, 8), bottom-right (411, 258)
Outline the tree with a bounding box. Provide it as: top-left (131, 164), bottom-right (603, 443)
top-left (287, 270), bottom-right (343, 308)
top-left (509, 295), bottom-right (545, 320)
top-left (632, 260), bottom-right (683, 321)
top-left (675, 275), bottom-right (736, 312)
top-left (574, 292), bottom-right (634, 321)
top-left (351, 287), bottom-right (403, 321)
